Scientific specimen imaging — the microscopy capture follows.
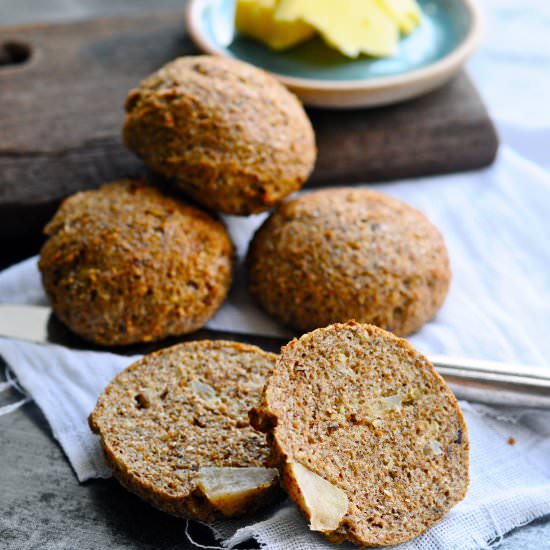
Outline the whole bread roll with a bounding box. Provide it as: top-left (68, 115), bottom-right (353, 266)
top-left (123, 55), bottom-right (316, 215)
top-left (247, 187), bottom-right (451, 336)
top-left (39, 179), bottom-right (233, 346)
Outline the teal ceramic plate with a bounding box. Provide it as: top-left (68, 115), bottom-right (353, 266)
top-left (186, 0), bottom-right (481, 108)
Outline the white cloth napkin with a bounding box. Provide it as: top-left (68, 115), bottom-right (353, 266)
top-left (1, 145), bottom-right (550, 549)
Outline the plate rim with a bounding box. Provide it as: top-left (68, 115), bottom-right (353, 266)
top-left (185, 0), bottom-right (482, 92)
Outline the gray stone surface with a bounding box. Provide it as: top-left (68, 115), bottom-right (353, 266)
top-left (0, 1), bottom-right (549, 548)
top-left (0, 401), bottom-right (220, 550)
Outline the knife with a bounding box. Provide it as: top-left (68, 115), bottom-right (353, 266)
top-left (1, 304), bottom-right (550, 409)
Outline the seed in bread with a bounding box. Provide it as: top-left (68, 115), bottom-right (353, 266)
top-left (250, 322), bottom-right (469, 546)
top-left (89, 340), bottom-right (280, 521)
top-left (123, 55), bottom-right (316, 216)
top-left (247, 188), bottom-right (451, 336)
top-left (39, 179), bottom-right (233, 346)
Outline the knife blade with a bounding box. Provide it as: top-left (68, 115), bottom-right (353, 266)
top-left (1, 304), bottom-right (549, 408)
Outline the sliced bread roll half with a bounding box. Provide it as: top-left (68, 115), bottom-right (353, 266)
top-left (250, 322), bottom-right (469, 546)
top-left (89, 340), bottom-right (280, 521)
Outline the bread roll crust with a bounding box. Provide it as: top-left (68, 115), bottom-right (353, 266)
top-left (123, 56), bottom-right (316, 215)
top-left (39, 179), bottom-right (233, 346)
top-left (247, 188), bottom-right (451, 336)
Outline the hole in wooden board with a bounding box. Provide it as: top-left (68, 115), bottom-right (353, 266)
top-left (0, 41), bottom-right (32, 67)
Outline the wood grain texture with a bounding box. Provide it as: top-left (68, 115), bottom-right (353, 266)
top-left (0, 9), bottom-right (498, 266)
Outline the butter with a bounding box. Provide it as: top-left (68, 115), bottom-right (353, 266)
top-left (377, 0), bottom-right (422, 35)
top-left (275, 0), bottom-right (399, 57)
top-left (235, 0), bottom-right (423, 59)
top-left (235, 0), bottom-right (315, 50)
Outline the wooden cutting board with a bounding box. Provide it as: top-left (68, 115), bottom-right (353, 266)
top-left (0, 9), bottom-right (498, 267)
